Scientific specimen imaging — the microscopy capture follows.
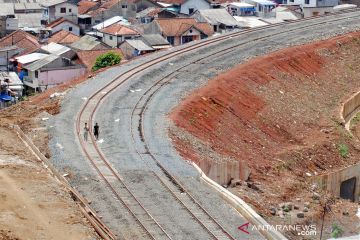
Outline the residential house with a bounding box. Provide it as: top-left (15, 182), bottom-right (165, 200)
top-left (119, 39), bottom-right (154, 58)
top-left (77, 0), bottom-right (100, 32)
top-left (48, 30), bottom-right (81, 45)
top-left (144, 18), bottom-right (214, 46)
top-left (0, 4), bottom-right (16, 37)
top-left (75, 48), bottom-right (124, 71)
top-left (136, 7), bottom-right (179, 23)
top-left (244, 0), bottom-right (276, 18)
top-left (0, 46), bottom-right (18, 71)
top-left (0, 71), bottom-right (23, 98)
top-left (285, 0), bottom-right (338, 17)
top-left (70, 35), bottom-right (111, 51)
top-left (14, 2), bottom-right (43, 14)
top-left (0, 30), bottom-right (41, 64)
top-left (22, 54), bottom-right (86, 92)
top-left (79, 0), bottom-right (160, 30)
top-left (47, 18), bottom-right (81, 36)
top-left (228, 2), bottom-right (257, 16)
top-left (141, 34), bottom-right (171, 49)
top-left (41, 0), bottom-right (78, 25)
top-left (192, 9), bottom-right (240, 32)
top-left (100, 23), bottom-right (140, 48)
top-left (14, 52), bottom-right (49, 74)
top-left (180, 0), bottom-right (223, 15)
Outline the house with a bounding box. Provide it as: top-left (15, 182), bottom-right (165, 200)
top-left (0, 30), bottom-right (40, 58)
top-left (228, 2), bottom-right (257, 16)
top-left (0, 46), bottom-right (18, 71)
top-left (47, 18), bottom-right (81, 36)
top-left (100, 23), bottom-right (140, 48)
top-left (16, 13), bottom-right (43, 31)
top-left (285, 0), bottom-right (338, 17)
top-left (75, 48), bottom-right (124, 71)
top-left (180, 0), bottom-right (223, 15)
top-left (0, 4), bottom-right (18, 36)
top-left (14, 2), bottom-right (43, 14)
top-left (144, 18), bottom-right (214, 46)
top-left (70, 35), bottom-right (110, 51)
top-left (141, 34), bottom-right (171, 49)
top-left (119, 39), bottom-right (155, 59)
top-left (48, 30), bottom-right (81, 45)
top-left (41, 0), bottom-right (78, 25)
top-left (136, 7), bottom-right (179, 23)
top-left (244, 0), bottom-right (276, 18)
top-left (22, 54), bottom-right (86, 92)
top-left (0, 71), bottom-right (23, 98)
top-left (14, 52), bottom-right (49, 74)
top-left (192, 9), bottom-right (240, 33)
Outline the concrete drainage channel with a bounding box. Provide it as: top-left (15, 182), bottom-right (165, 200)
top-left (11, 124), bottom-right (116, 240)
top-left (192, 163), bottom-right (287, 240)
top-left (313, 90), bottom-right (360, 203)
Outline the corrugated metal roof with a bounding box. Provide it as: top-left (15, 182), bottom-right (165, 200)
top-left (15, 53), bottom-right (49, 64)
top-left (141, 34), bottom-right (170, 46)
top-left (41, 42), bottom-right (71, 55)
top-left (92, 16), bottom-right (130, 30)
top-left (17, 13), bottom-right (43, 28)
top-left (70, 35), bottom-right (101, 50)
top-left (24, 54), bottom-right (59, 71)
top-left (198, 9), bottom-right (240, 27)
top-left (124, 40), bottom-right (154, 51)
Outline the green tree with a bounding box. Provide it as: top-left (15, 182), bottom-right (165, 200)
top-left (92, 52), bottom-right (121, 71)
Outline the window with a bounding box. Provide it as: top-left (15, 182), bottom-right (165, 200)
top-left (182, 36), bottom-right (193, 44)
top-left (69, 8), bottom-right (72, 13)
top-left (167, 36), bottom-right (175, 45)
top-left (60, 7), bottom-right (66, 13)
top-left (289, 0), bottom-right (294, 2)
top-left (35, 71), bottom-right (38, 78)
top-left (124, 36), bottom-right (132, 40)
top-left (189, 29), bottom-right (193, 33)
top-left (305, 0), bottom-right (309, 3)
top-left (69, 26), bottom-right (72, 31)
top-left (122, 5), bottom-right (127, 8)
top-left (109, 36), bottom-right (113, 40)
top-left (189, 8), bottom-right (194, 14)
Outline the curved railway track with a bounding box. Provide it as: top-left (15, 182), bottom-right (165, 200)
top-left (75, 10), bottom-right (360, 240)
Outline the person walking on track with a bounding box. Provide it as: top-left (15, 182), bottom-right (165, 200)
top-left (94, 123), bottom-right (99, 140)
top-left (84, 122), bottom-right (89, 142)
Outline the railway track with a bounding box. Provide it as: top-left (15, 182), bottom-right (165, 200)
top-left (75, 10), bottom-right (360, 240)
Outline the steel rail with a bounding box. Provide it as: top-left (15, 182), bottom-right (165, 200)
top-left (76, 10), bottom-right (360, 240)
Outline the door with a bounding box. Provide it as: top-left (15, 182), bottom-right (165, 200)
top-left (340, 177), bottom-right (356, 202)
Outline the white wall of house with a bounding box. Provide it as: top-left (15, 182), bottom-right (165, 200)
top-left (52, 22), bottom-right (80, 35)
top-left (6, 17), bottom-right (18, 31)
top-left (45, 3), bottom-right (78, 23)
top-left (102, 33), bottom-right (119, 48)
top-left (180, 0), bottom-right (211, 15)
top-left (102, 33), bottom-right (138, 48)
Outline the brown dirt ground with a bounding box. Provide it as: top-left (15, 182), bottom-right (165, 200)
top-left (170, 32), bottom-right (360, 239)
top-left (0, 127), bottom-right (98, 240)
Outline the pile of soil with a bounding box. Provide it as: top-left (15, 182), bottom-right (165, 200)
top-left (170, 32), bottom-right (360, 238)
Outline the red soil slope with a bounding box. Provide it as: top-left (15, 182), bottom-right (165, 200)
top-left (171, 32), bottom-right (360, 175)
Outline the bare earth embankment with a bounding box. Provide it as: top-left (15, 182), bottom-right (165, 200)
top-left (170, 32), bottom-right (360, 239)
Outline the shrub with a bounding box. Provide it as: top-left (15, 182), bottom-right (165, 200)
top-left (338, 143), bottom-right (349, 158)
top-left (331, 224), bottom-right (343, 238)
top-left (92, 52), bottom-right (121, 71)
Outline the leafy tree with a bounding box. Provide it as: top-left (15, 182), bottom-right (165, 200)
top-left (92, 52), bottom-right (121, 71)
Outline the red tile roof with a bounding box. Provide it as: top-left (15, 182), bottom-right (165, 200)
top-left (76, 49), bottom-right (124, 70)
top-left (0, 30), bottom-right (40, 56)
top-left (155, 18), bottom-right (214, 37)
top-left (48, 30), bottom-right (81, 44)
top-left (47, 18), bottom-right (78, 28)
top-left (78, 0), bottom-right (99, 14)
top-left (100, 23), bottom-right (139, 36)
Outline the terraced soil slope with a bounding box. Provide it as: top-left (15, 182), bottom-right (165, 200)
top-left (170, 32), bottom-right (360, 238)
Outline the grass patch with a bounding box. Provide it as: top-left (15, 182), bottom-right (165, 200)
top-left (338, 143), bottom-right (349, 158)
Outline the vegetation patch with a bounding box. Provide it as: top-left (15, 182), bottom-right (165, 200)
top-left (92, 52), bottom-right (121, 71)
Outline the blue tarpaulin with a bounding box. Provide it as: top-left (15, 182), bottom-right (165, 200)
top-left (0, 93), bottom-right (12, 101)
